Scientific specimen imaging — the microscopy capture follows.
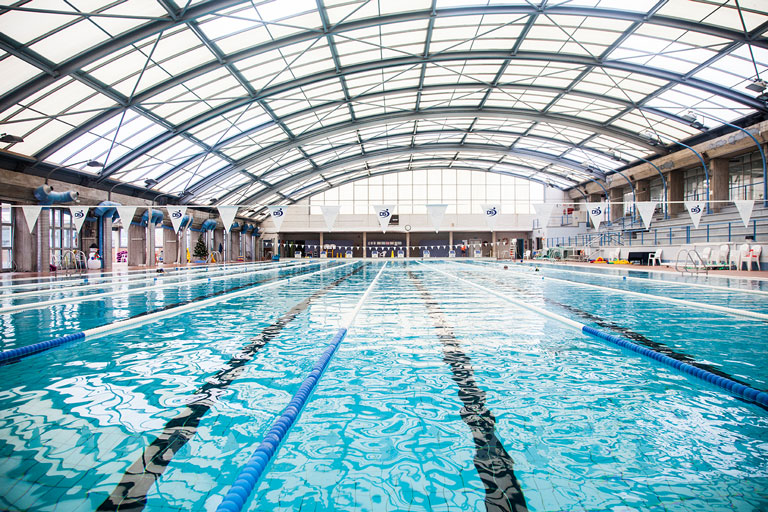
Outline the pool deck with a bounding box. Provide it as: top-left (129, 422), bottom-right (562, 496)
top-left (527, 259), bottom-right (768, 279)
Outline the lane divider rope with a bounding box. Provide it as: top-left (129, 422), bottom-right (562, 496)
top-left (216, 261), bottom-right (388, 512)
top-left (421, 262), bottom-right (768, 407)
top-left (0, 262), bottom-right (354, 365)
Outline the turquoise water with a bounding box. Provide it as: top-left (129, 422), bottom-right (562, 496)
top-left (0, 261), bottom-right (766, 511)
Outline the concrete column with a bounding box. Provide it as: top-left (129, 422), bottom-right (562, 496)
top-left (405, 232), bottom-right (410, 257)
top-left (492, 231), bottom-right (497, 258)
top-left (179, 229), bottom-right (188, 264)
top-left (37, 210), bottom-right (50, 273)
top-left (14, 208), bottom-right (36, 272)
top-left (361, 232), bottom-right (366, 259)
top-left (636, 178), bottom-right (651, 202)
top-left (668, 170), bottom-right (684, 215)
top-left (129, 224), bottom-right (144, 266)
top-left (610, 187), bottom-right (624, 221)
top-left (449, 231), bottom-right (453, 249)
top-left (588, 193), bottom-right (602, 203)
top-left (146, 219), bottom-right (156, 268)
top-left (710, 157), bottom-right (729, 212)
top-left (102, 216), bottom-right (113, 271)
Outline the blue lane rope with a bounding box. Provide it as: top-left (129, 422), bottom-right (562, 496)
top-left (582, 326), bottom-right (768, 407)
top-left (216, 327), bottom-right (349, 512)
top-left (0, 332), bottom-right (85, 364)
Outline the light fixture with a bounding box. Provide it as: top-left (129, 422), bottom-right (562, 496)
top-left (45, 159), bottom-right (103, 184)
top-left (641, 131), bottom-right (661, 146)
top-left (144, 178), bottom-right (158, 187)
top-left (746, 79), bottom-right (767, 93)
top-left (681, 112), bottom-right (706, 131)
top-left (0, 133), bottom-right (24, 143)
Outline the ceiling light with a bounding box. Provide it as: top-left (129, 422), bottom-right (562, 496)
top-left (746, 79), bottom-right (767, 93)
top-left (85, 160), bottom-right (103, 168)
top-left (144, 178), bottom-right (158, 187)
top-left (0, 133), bottom-right (24, 143)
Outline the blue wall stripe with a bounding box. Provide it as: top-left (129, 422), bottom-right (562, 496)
top-left (216, 326), bottom-right (349, 512)
top-left (582, 325), bottom-right (768, 407)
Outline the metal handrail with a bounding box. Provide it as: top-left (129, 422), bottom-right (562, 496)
top-left (206, 250), bottom-right (222, 264)
top-left (674, 248), bottom-right (708, 275)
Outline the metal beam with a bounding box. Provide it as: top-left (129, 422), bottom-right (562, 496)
top-left (183, 107), bottom-right (650, 196)
top-left (227, 144), bottom-right (600, 206)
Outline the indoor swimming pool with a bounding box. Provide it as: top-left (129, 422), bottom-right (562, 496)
top-left (0, 260), bottom-right (766, 511)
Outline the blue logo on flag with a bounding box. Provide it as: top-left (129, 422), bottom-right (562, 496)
top-left (379, 208), bottom-right (390, 217)
top-left (272, 208), bottom-right (283, 217)
top-left (690, 205), bottom-right (701, 214)
top-left (486, 207), bottom-right (497, 216)
top-left (74, 210), bottom-right (84, 218)
top-left (591, 207), bottom-right (602, 215)
top-left (172, 210), bottom-right (182, 218)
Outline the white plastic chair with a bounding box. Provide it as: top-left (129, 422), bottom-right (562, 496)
top-left (699, 247), bottom-right (712, 265)
top-left (649, 249), bottom-right (662, 266)
top-left (747, 245), bottom-right (762, 271)
top-left (718, 244), bottom-right (730, 267)
top-left (737, 243), bottom-right (751, 270)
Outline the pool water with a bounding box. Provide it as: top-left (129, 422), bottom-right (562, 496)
top-left (0, 260), bottom-right (766, 511)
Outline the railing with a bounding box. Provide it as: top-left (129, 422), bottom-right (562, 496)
top-left (206, 250), bottom-right (223, 264)
top-left (674, 248), bottom-right (708, 275)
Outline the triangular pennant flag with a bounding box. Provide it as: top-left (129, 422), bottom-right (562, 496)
top-left (168, 206), bottom-right (187, 234)
top-left (217, 206), bottom-right (239, 232)
top-left (733, 199), bottom-right (755, 228)
top-left (20, 206), bottom-right (42, 234)
top-left (426, 204), bottom-right (447, 233)
top-left (634, 202), bottom-right (657, 230)
top-left (320, 205), bottom-right (340, 231)
top-left (586, 202), bottom-right (605, 230)
top-left (684, 201), bottom-right (705, 229)
top-left (267, 205), bottom-right (288, 231)
top-left (373, 205), bottom-right (394, 233)
top-left (482, 204), bottom-right (500, 231)
top-left (69, 206), bottom-right (88, 233)
top-left (115, 206), bottom-right (137, 226)
top-left (532, 203), bottom-right (556, 229)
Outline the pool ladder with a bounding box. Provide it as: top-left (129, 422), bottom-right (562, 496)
top-left (674, 248), bottom-right (708, 275)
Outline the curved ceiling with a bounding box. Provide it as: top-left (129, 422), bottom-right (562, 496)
top-left (1, 0), bottom-right (768, 219)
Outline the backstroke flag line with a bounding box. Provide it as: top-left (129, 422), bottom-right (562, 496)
top-left (733, 199), bottom-right (754, 228)
top-left (634, 201), bottom-right (657, 230)
top-left (115, 206), bottom-right (137, 227)
top-left (267, 206), bottom-right (288, 231)
top-left (168, 206), bottom-right (187, 234)
top-left (373, 205), bottom-right (394, 233)
top-left (20, 205), bottom-right (41, 233)
top-left (426, 204), bottom-right (447, 233)
top-left (320, 205), bottom-right (340, 231)
top-left (586, 202), bottom-right (605, 230)
top-left (217, 206), bottom-right (239, 232)
top-left (684, 201), bottom-right (705, 229)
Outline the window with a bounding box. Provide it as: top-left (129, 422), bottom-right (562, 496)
top-left (729, 151), bottom-right (765, 201)
top-left (683, 167), bottom-right (706, 201)
top-left (1, 203), bottom-right (12, 270)
top-left (50, 208), bottom-right (77, 263)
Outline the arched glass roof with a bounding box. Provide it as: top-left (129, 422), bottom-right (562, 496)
top-left (1, 0), bottom-right (767, 219)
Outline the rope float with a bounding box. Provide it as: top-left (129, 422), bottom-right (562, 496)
top-left (216, 261), bottom-right (388, 512)
top-left (422, 262), bottom-right (768, 407)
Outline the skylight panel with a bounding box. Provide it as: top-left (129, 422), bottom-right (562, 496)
top-left (379, 0), bottom-right (432, 15)
top-left (324, 0), bottom-right (380, 25)
top-left (585, 135), bottom-right (647, 161)
top-left (573, 69), bottom-right (665, 102)
top-left (0, 0), bottom-right (78, 44)
top-left (656, 0), bottom-right (768, 32)
top-left (547, 96), bottom-right (624, 122)
top-left (484, 89), bottom-right (556, 110)
top-left (530, 123), bottom-right (593, 145)
top-left (0, 56), bottom-right (41, 96)
top-left (645, 85), bottom-right (753, 124)
top-left (29, 20), bottom-right (111, 64)
top-left (611, 110), bottom-right (699, 141)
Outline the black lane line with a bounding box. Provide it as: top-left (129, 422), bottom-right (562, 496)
top-left (407, 271), bottom-right (528, 512)
top-left (98, 264), bottom-right (366, 512)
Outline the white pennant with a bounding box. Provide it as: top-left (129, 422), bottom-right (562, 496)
top-left (320, 205), bottom-right (340, 231)
top-left (115, 206), bottom-right (137, 226)
top-left (69, 206), bottom-right (88, 233)
top-left (168, 206), bottom-right (187, 234)
top-left (426, 204), bottom-right (447, 233)
top-left (586, 202), bottom-right (605, 230)
top-left (532, 203), bottom-right (556, 229)
top-left (373, 204), bottom-right (394, 233)
top-left (217, 206), bottom-right (239, 232)
top-left (20, 206), bottom-right (42, 233)
top-left (684, 201), bottom-right (705, 229)
top-left (634, 201), bottom-right (657, 230)
top-left (733, 199), bottom-right (755, 228)
top-left (482, 204), bottom-right (500, 231)
top-left (267, 205), bottom-right (288, 231)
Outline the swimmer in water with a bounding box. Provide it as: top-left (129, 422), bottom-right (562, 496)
top-left (503, 265), bottom-right (508, 270)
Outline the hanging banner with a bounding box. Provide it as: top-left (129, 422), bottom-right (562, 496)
top-left (532, 203), bottom-right (556, 229)
top-left (115, 206), bottom-right (137, 226)
top-left (634, 201), bottom-right (657, 230)
top-left (267, 205), bottom-right (288, 231)
top-left (733, 199), bottom-right (755, 228)
top-left (482, 204), bottom-right (500, 231)
top-left (20, 205), bottom-right (42, 234)
top-left (586, 202), bottom-right (605, 230)
top-left (217, 206), bottom-right (239, 232)
top-left (320, 205), bottom-right (340, 231)
top-left (168, 206), bottom-right (187, 234)
top-left (69, 206), bottom-right (88, 233)
top-left (373, 204), bottom-right (394, 233)
top-left (684, 201), bottom-right (705, 229)
top-left (426, 204), bottom-right (447, 233)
